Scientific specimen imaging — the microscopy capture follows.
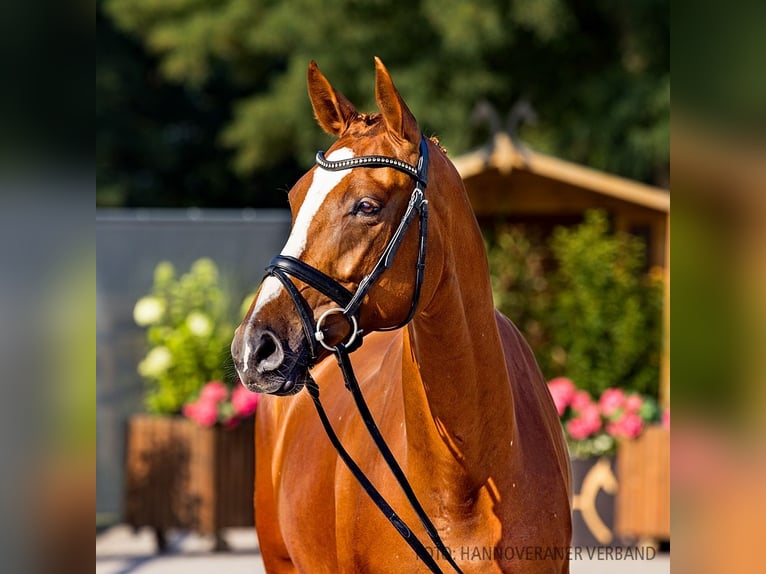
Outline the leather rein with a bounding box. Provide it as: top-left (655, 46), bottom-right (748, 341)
top-left (263, 136), bottom-right (463, 573)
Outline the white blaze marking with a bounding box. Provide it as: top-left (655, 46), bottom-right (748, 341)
top-left (252, 276), bottom-right (282, 316)
top-left (282, 147), bottom-right (354, 257)
top-left (242, 325), bottom-right (253, 373)
top-left (251, 147), bottom-right (354, 317)
top-left (243, 147), bottom-right (355, 369)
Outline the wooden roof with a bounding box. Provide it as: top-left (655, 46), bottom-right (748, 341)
top-left (452, 133), bottom-right (670, 213)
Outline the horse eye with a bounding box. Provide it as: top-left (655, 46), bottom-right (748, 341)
top-left (355, 199), bottom-right (381, 217)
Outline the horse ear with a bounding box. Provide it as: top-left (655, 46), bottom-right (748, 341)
top-left (374, 57), bottom-right (420, 145)
top-left (307, 60), bottom-right (357, 136)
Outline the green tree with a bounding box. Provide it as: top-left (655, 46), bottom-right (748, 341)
top-left (547, 211), bottom-right (663, 397)
top-left (100, 0), bottom-right (669, 207)
top-left (97, 3), bottom-right (295, 208)
top-left (486, 224), bottom-right (555, 374)
top-left (487, 212), bottom-right (663, 397)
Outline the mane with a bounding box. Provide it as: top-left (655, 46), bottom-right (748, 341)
top-left (427, 135), bottom-right (447, 155)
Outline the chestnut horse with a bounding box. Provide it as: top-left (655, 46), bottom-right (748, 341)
top-left (232, 58), bottom-right (571, 573)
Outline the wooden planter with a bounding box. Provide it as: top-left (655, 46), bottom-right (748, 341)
top-left (615, 426), bottom-right (670, 542)
top-left (123, 414), bottom-right (255, 551)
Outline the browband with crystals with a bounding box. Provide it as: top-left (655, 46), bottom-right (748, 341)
top-left (316, 150), bottom-right (423, 184)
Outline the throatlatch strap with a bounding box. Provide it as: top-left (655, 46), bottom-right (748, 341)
top-left (305, 377), bottom-right (445, 574)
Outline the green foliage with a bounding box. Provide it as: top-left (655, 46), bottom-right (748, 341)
top-left (485, 225), bottom-right (555, 375)
top-left (487, 211), bottom-right (663, 397)
top-left (548, 211), bottom-right (663, 396)
top-left (100, 0), bottom-right (669, 207)
top-left (97, 4), bottom-right (270, 208)
top-left (134, 258), bottom-right (235, 414)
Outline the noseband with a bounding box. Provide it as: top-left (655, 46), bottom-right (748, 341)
top-left (261, 136), bottom-right (462, 574)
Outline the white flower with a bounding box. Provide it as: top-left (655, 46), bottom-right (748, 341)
top-left (133, 296), bottom-right (165, 326)
top-left (593, 434), bottom-right (614, 454)
top-left (138, 346), bottom-right (173, 378)
top-left (186, 311), bottom-right (213, 337)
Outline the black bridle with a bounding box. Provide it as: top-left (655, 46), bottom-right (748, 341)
top-left (265, 136), bottom-right (430, 363)
top-left (262, 136), bottom-right (463, 573)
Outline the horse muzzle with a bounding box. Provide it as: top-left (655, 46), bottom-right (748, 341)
top-left (231, 325), bottom-right (311, 395)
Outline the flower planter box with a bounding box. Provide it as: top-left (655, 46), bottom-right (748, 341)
top-left (615, 426), bottom-right (670, 541)
top-left (123, 414), bottom-right (254, 551)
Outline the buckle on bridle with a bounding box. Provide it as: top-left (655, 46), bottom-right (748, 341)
top-left (314, 307), bottom-right (361, 352)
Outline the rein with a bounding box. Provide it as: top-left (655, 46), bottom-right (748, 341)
top-left (264, 136), bottom-right (463, 574)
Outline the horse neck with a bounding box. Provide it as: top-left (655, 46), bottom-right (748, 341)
top-left (401, 165), bottom-right (515, 495)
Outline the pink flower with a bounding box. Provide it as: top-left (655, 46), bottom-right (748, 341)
top-left (607, 412), bottom-right (644, 439)
top-left (182, 400), bottom-right (219, 427)
top-left (624, 393), bottom-right (644, 414)
top-left (547, 377), bottom-right (576, 415)
top-left (231, 384), bottom-right (260, 418)
top-left (566, 404), bottom-right (602, 439)
top-left (182, 401), bottom-right (198, 420)
top-left (200, 381), bottom-right (228, 403)
top-left (662, 408), bottom-right (670, 430)
top-left (570, 390), bottom-right (593, 412)
top-left (599, 388), bottom-right (626, 417)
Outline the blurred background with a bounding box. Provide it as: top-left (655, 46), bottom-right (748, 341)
top-left (96, 0), bottom-right (669, 209)
top-left (94, 0), bottom-right (677, 571)
top-left (6, 0), bottom-right (766, 572)
top-left (0, 0), bottom-right (718, 571)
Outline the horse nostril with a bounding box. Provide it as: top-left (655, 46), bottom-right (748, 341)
top-left (253, 331), bottom-right (284, 373)
top-left (256, 334), bottom-right (277, 363)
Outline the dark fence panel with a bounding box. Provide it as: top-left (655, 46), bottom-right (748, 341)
top-left (96, 209), bottom-right (291, 522)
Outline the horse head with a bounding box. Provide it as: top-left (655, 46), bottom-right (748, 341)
top-left (232, 58), bottom-right (445, 395)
